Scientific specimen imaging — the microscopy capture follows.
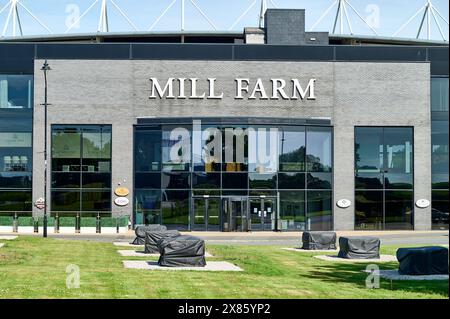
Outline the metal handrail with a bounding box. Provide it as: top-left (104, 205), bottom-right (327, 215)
top-left (0, 211), bottom-right (129, 234)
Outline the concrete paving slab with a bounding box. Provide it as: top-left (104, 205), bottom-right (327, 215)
top-left (314, 254), bottom-right (397, 263)
top-left (113, 242), bottom-right (143, 248)
top-left (0, 236), bottom-right (17, 240)
top-left (364, 269), bottom-right (449, 281)
top-left (117, 250), bottom-right (213, 257)
top-left (282, 247), bottom-right (339, 253)
top-left (123, 260), bottom-right (243, 271)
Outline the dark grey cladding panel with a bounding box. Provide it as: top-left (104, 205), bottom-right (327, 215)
top-left (265, 9), bottom-right (306, 45)
top-left (335, 46), bottom-right (428, 62)
top-left (304, 32), bottom-right (330, 45)
top-left (0, 43), bottom-right (35, 73)
top-left (35, 43), bottom-right (131, 59)
top-left (0, 109), bottom-right (33, 132)
top-left (428, 47), bottom-right (449, 76)
top-left (0, 42), bottom-right (447, 75)
top-left (234, 45), bottom-right (335, 61)
top-left (131, 44), bottom-right (233, 60)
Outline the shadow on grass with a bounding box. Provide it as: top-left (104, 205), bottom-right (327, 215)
top-left (303, 261), bottom-right (448, 296)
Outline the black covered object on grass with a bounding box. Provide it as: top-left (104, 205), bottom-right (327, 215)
top-left (131, 224), bottom-right (167, 245)
top-left (158, 235), bottom-right (206, 267)
top-left (301, 231), bottom-right (337, 250)
top-left (144, 230), bottom-right (181, 254)
top-left (338, 236), bottom-right (380, 259)
top-left (397, 246), bottom-right (449, 275)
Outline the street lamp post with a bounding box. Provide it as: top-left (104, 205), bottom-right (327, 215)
top-left (41, 60), bottom-right (51, 238)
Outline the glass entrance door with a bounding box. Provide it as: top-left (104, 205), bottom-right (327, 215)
top-left (192, 197), bottom-right (221, 231)
top-left (222, 197), bottom-right (248, 232)
top-left (249, 198), bottom-right (277, 231)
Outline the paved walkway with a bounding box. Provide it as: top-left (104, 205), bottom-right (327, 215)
top-left (1, 230), bottom-right (448, 246)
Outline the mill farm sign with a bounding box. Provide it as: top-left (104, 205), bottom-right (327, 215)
top-left (149, 78), bottom-right (317, 100)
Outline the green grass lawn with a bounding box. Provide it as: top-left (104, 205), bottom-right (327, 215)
top-left (0, 236), bottom-right (448, 299)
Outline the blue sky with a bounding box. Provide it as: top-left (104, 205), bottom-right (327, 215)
top-left (0, 0), bottom-right (448, 40)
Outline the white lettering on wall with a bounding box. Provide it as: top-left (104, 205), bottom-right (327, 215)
top-left (149, 78), bottom-right (175, 99)
top-left (249, 79), bottom-right (269, 100)
top-left (292, 78), bottom-right (316, 100)
top-left (235, 78), bottom-right (250, 99)
top-left (149, 78), bottom-right (317, 100)
top-left (207, 78), bottom-right (224, 99)
top-left (271, 79), bottom-right (289, 100)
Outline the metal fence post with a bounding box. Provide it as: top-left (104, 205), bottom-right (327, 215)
top-left (33, 217), bottom-right (39, 233)
top-left (54, 213), bottom-right (59, 233)
top-left (12, 212), bottom-right (18, 233)
top-left (75, 213), bottom-right (80, 233)
top-left (96, 213), bottom-right (101, 234)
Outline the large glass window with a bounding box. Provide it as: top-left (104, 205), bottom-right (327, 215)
top-left (193, 124), bottom-right (221, 172)
top-left (51, 125), bottom-right (112, 214)
top-left (0, 76), bottom-right (33, 214)
top-left (431, 77), bottom-right (449, 229)
top-left (134, 122), bottom-right (333, 231)
top-left (307, 190), bottom-right (332, 231)
top-left (279, 127), bottom-right (305, 172)
top-left (0, 75), bottom-right (33, 109)
top-left (279, 191), bottom-right (306, 231)
top-left (431, 78), bottom-right (449, 112)
top-left (355, 127), bottom-right (414, 230)
top-left (135, 128), bottom-right (161, 172)
top-left (162, 125), bottom-right (191, 172)
top-left (222, 125), bottom-right (248, 172)
top-left (306, 127), bottom-right (332, 172)
top-left (161, 190), bottom-right (190, 230)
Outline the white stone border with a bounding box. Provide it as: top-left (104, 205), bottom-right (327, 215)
top-left (0, 236), bottom-right (17, 240)
top-left (364, 269), bottom-right (449, 281)
top-left (282, 247), bottom-right (339, 253)
top-left (314, 254), bottom-right (397, 262)
top-left (123, 260), bottom-right (243, 272)
top-left (117, 249), bottom-right (213, 257)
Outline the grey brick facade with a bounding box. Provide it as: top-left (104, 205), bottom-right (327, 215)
top-left (32, 59), bottom-right (431, 230)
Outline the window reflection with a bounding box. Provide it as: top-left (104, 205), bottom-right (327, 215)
top-left (134, 122), bottom-right (333, 231)
top-left (161, 190), bottom-right (190, 230)
top-left (248, 127), bottom-right (278, 173)
top-left (279, 191), bottom-right (306, 230)
top-left (354, 127), bottom-right (414, 230)
top-left (278, 172), bottom-right (305, 189)
top-left (431, 78), bottom-right (449, 112)
top-left (432, 190), bottom-right (449, 230)
top-left (162, 125), bottom-right (191, 172)
top-left (279, 127), bottom-right (305, 172)
top-left (355, 127), bottom-right (383, 173)
top-left (135, 129), bottom-right (162, 172)
top-left (384, 128), bottom-right (412, 174)
top-left (355, 191), bottom-right (383, 230)
top-left (307, 190), bottom-right (332, 230)
top-left (1, 79), bottom-right (33, 212)
top-left (51, 125), bottom-right (112, 213)
top-left (222, 126), bottom-right (248, 172)
top-left (306, 127), bottom-right (332, 172)
top-left (0, 75), bottom-right (33, 109)
top-left (431, 77), bottom-right (449, 230)
top-left (193, 125), bottom-right (221, 172)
